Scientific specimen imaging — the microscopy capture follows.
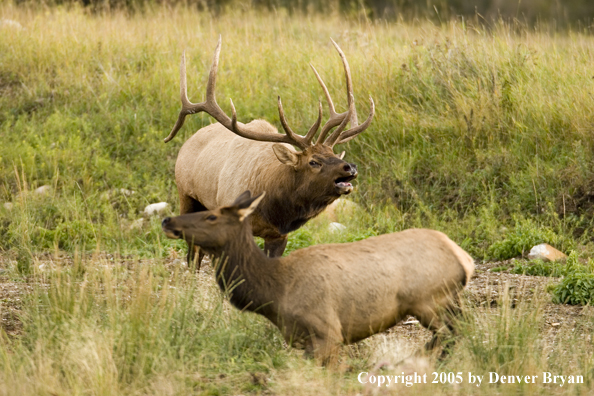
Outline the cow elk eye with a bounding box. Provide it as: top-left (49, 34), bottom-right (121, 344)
top-left (206, 215), bottom-right (217, 221)
top-left (309, 160), bottom-right (320, 167)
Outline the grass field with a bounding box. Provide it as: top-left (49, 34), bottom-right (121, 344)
top-left (2, 2), bottom-right (594, 394)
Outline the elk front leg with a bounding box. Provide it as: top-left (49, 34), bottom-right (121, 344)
top-left (264, 235), bottom-right (288, 257)
top-left (179, 195), bottom-right (207, 270)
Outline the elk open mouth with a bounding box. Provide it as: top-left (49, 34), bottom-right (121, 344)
top-left (163, 228), bottom-right (182, 239)
top-left (334, 175), bottom-right (356, 190)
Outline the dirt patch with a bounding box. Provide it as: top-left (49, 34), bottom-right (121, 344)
top-left (0, 275), bottom-right (30, 338)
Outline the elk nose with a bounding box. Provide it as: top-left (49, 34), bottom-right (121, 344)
top-left (162, 217), bottom-right (171, 227)
top-left (343, 163), bottom-right (357, 174)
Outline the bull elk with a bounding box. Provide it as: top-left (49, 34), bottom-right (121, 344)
top-left (162, 191), bottom-right (475, 365)
top-left (164, 36), bottom-right (374, 267)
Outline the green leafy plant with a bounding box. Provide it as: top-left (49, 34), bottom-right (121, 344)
top-left (487, 219), bottom-right (561, 260)
top-left (552, 273), bottom-right (594, 305)
top-left (511, 251), bottom-right (585, 277)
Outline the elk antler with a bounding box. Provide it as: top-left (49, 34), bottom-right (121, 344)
top-left (311, 39), bottom-right (375, 148)
top-left (164, 36), bottom-right (313, 150)
top-left (164, 36), bottom-right (374, 150)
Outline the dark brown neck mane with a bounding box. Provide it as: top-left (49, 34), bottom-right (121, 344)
top-left (259, 166), bottom-right (337, 235)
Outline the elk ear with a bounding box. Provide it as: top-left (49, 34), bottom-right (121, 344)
top-left (237, 192), bottom-right (266, 222)
top-left (338, 151), bottom-right (345, 160)
top-left (231, 190), bottom-right (252, 207)
top-left (272, 144), bottom-right (299, 167)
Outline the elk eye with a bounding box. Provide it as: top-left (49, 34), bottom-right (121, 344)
top-left (309, 160), bottom-right (320, 167)
top-left (206, 215), bottom-right (217, 221)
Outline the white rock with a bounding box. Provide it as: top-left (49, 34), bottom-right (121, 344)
top-left (328, 222), bottom-right (346, 233)
top-left (144, 202), bottom-right (170, 216)
top-left (3, 202), bottom-right (13, 210)
top-left (35, 185), bottom-right (51, 195)
top-left (0, 19), bottom-right (23, 30)
top-left (527, 243), bottom-right (567, 262)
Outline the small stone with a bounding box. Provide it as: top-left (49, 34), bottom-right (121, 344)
top-left (3, 202), bottom-right (13, 210)
top-left (527, 243), bottom-right (567, 262)
top-left (35, 185), bottom-right (51, 195)
top-left (402, 319), bottom-right (419, 325)
top-left (328, 222), bottom-right (346, 233)
top-left (144, 202), bottom-right (169, 216)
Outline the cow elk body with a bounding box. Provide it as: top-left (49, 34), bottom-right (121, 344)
top-left (161, 191), bottom-right (475, 365)
top-left (164, 37), bottom-right (374, 266)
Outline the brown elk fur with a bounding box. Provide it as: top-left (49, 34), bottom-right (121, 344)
top-left (166, 38), bottom-right (374, 266)
top-left (162, 191), bottom-right (475, 365)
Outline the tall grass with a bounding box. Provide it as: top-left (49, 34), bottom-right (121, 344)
top-left (1, 257), bottom-right (592, 394)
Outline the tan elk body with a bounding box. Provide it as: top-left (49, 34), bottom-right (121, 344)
top-left (164, 37), bottom-right (374, 265)
top-left (162, 191), bottom-right (475, 364)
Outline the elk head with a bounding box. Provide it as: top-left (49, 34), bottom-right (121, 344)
top-left (163, 36), bottom-right (375, 197)
top-left (162, 191), bottom-right (265, 253)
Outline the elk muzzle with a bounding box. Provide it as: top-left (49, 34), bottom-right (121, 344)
top-left (162, 217), bottom-right (182, 239)
top-left (334, 162), bottom-right (358, 194)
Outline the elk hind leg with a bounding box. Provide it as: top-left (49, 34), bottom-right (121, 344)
top-left (414, 301), bottom-right (458, 357)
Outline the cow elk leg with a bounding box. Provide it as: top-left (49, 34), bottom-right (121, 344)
top-left (415, 301), bottom-right (460, 358)
top-left (305, 331), bottom-right (343, 367)
top-left (264, 235), bottom-right (288, 257)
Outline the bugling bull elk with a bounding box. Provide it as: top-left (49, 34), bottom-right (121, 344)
top-left (164, 37), bottom-right (374, 266)
top-left (162, 191), bottom-right (475, 365)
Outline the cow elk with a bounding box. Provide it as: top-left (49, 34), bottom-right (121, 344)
top-left (164, 36), bottom-right (374, 267)
top-left (161, 191), bottom-right (475, 365)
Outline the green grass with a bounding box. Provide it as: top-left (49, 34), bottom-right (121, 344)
top-left (3, 2), bottom-right (594, 394)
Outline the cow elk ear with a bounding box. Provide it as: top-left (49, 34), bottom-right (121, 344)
top-left (338, 151), bottom-right (345, 160)
top-left (272, 144), bottom-right (299, 167)
top-left (237, 192), bottom-right (266, 222)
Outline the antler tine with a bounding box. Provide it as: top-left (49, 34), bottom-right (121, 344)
top-left (163, 51), bottom-right (192, 142)
top-left (277, 97), bottom-right (310, 150)
top-left (333, 96), bottom-right (375, 147)
top-left (323, 107), bottom-right (353, 147)
top-left (303, 101), bottom-right (323, 145)
top-left (330, 38), bottom-right (359, 127)
top-left (205, 35), bottom-right (222, 105)
top-left (164, 36), bottom-right (230, 143)
top-left (310, 64), bottom-right (349, 145)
